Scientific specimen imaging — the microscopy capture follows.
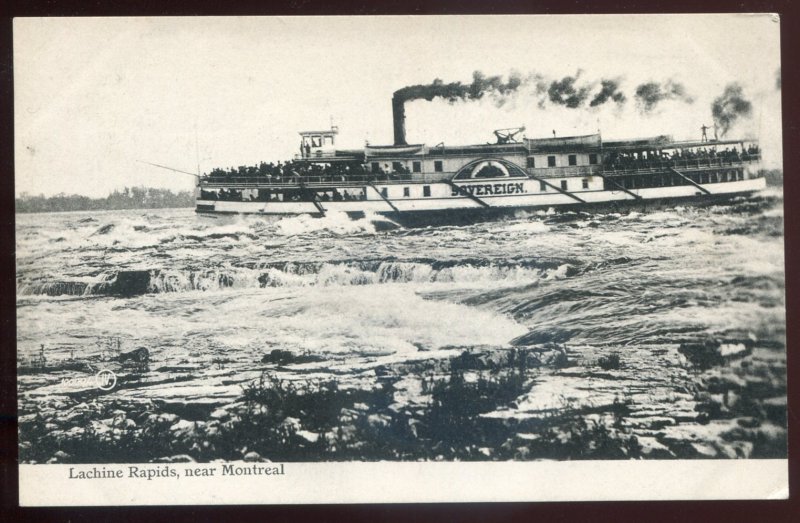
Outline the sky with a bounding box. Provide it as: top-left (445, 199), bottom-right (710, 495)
top-left (14, 14), bottom-right (783, 198)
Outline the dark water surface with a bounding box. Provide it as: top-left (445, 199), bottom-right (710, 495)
top-left (16, 189), bottom-right (787, 462)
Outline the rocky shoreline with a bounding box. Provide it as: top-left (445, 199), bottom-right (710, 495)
top-left (18, 334), bottom-right (786, 463)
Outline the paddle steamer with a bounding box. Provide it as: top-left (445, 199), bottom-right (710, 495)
top-left (195, 98), bottom-right (764, 225)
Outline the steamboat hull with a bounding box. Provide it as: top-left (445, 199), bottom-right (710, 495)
top-left (196, 122), bottom-right (765, 226)
top-left (195, 176), bottom-right (766, 226)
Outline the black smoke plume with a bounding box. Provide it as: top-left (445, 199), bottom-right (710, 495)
top-left (711, 83), bottom-right (752, 137)
top-left (393, 70), bottom-right (525, 106)
top-left (590, 79), bottom-right (626, 107)
top-left (547, 71), bottom-right (591, 108)
top-left (392, 70), bottom-right (527, 144)
top-left (634, 80), bottom-right (694, 112)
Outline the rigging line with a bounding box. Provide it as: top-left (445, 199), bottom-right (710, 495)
top-left (137, 160), bottom-right (200, 179)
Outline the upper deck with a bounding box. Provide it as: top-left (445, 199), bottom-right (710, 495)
top-left (199, 128), bottom-right (760, 189)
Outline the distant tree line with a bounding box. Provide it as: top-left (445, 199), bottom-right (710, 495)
top-left (15, 187), bottom-right (195, 213)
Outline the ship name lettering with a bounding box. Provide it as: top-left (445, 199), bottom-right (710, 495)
top-left (451, 182), bottom-right (525, 197)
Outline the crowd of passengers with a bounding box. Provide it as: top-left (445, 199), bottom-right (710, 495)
top-left (604, 145), bottom-right (760, 171)
top-left (205, 160), bottom-right (412, 182)
top-left (201, 187), bottom-right (366, 202)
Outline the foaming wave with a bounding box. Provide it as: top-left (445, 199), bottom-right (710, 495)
top-left (17, 259), bottom-right (576, 296)
top-left (205, 285), bottom-right (530, 355)
top-left (273, 211), bottom-right (397, 236)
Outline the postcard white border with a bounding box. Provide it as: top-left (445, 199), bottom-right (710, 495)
top-left (18, 460), bottom-right (788, 506)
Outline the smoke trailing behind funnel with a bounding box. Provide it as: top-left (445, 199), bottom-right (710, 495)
top-left (393, 71), bottom-right (526, 106)
top-left (711, 83), bottom-right (753, 137)
top-left (590, 79), bottom-right (626, 107)
top-left (393, 70), bottom-right (629, 111)
top-left (392, 70), bottom-right (527, 144)
top-left (547, 71), bottom-right (591, 108)
top-left (634, 80), bottom-right (694, 112)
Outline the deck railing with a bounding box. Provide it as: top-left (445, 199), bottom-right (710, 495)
top-left (199, 154), bottom-right (761, 188)
top-left (199, 172), bottom-right (455, 187)
top-left (602, 154), bottom-right (760, 175)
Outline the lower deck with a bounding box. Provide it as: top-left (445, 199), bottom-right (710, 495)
top-left (196, 173), bottom-right (766, 219)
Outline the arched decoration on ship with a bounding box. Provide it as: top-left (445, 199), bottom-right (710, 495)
top-left (451, 158), bottom-right (529, 181)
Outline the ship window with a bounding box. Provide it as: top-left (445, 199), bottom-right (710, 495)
top-left (413, 161), bottom-right (421, 173)
top-left (568, 155), bottom-right (577, 166)
top-left (392, 162), bottom-right (402, 172)
top-left (434, 160), bottom-right (443, 172)
top-left (737, 171), bottom-right (744, 181)
top-left (371, 162), bottom-right (380, 174)
top-left (526, 157), bottom-right (535, 168)
top-left (324, 136), bottom-right (333, 146)
top-left (403, 187), bottom-right (410, 197)
top-left (423, 185), bottom-right (431, 197)
top-left (312, 136), bottom-right (322, 147)
top-left (582, 179), bottom-right (589, 189)
top-left (548, 156), bottom-right (557, 167)
top-left (540, 181), bottom-right (547, 191)
top-left (381, 188), bottom-right (388, 198)
top-left (560, 180), bottom-right (568, 190)
top-left (589, 153), bottom-right (598, 165)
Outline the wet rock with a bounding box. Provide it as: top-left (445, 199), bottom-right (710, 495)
top-left (367, 414), bottom-right (391, 429)
top-left (297, 430), bottom-right (320, 443)
top-left (18, 414), bottom-right (37, 424)
top-left (339, 408), bottom-right (358, 424)
top-left (243, 451), bottom-right (264, 462)
top-left (737, 417), bottom-right (761, 429)
top-left (94, 223), bottom-right (115, 235)
top-left (64, 427), bottom-right (85, 438)
top-left (690, 442), bottom-right (719, 458)
top-left (63, 411), bottom-right (85, 425)
top-left (95, 270), bottom-right (152, 297)
top-left (210, 408), bottom-right (229, 420)
top-left (704, 372), bottom-right (747, 394)
top-left (762, 396), bottom-right (786, 424)
top-left (716, 440), bottom-right (753, 459)
top-left (170, 419), bottom-right (195, 437)
top-left (679, 337), bottom-right (753, 370)
top-left (261, 349), bottom-right (322, 365)
top-left (679, 339), bottom-right (724, 369)
top-left (157, 413), bottom-right (179, 424)
top-left (514, 447), bottom-right (531, 460)
top-left (637, 436), bottom-right (675, 458)
top-left (155, 454), bottom-right (196, 463)
top-left (722, 423), bottom-right (786, 448)
top-left (281, 417), bottom-right (302, 432)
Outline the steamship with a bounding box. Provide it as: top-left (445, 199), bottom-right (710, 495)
top-left (194, 99), bottom-right (765, 225)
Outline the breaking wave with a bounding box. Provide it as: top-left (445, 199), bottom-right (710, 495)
top-left (17, 259), bottom-right (577, 297)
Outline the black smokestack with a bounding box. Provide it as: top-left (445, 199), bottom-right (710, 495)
top-left (634, 80), bottom-right (694, 113)
top-left (711, 83), bottom-right (752, 137)
top-left (392, 94), bottom-right (407, 145)
top-left (391, 71), bottom-right (525, 144)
